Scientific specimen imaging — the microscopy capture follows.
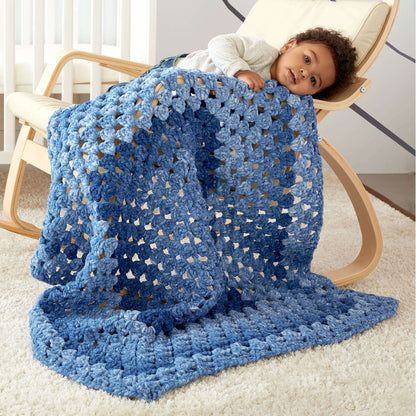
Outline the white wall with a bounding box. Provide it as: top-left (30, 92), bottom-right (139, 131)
top-left (154, 0), bottom-right (415, 174)
top-left (154, 0), bottom-right (242, 62)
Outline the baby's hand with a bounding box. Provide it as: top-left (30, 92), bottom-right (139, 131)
top-left (234, 70), bottom-right (265, 92)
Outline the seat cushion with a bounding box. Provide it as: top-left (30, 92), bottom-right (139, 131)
top-left (6, 92), bottom-right (71, 135)
top-left (237, 0), bottom-right (390, 65)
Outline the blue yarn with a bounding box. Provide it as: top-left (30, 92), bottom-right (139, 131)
top-left (29, 67), bottom-right (399, 400)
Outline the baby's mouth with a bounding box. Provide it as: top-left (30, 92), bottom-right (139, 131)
top-left (288, 69), bottom-right (297, 84)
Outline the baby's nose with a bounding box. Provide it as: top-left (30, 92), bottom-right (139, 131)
top-left (300, 68), bottom-right (308, 79)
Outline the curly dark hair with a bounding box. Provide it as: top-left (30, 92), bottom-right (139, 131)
top-left (290, 27), bottom-right (358, 99)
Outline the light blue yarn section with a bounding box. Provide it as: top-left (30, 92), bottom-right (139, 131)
top-left (29, 67), bottom-right (399, 400)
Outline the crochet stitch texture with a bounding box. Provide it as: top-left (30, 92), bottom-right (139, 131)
top-left (30, 67), bottom-right (399, 400)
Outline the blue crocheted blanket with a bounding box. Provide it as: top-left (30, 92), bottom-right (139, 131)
top-left (30, 67), bottom-right (399, 401)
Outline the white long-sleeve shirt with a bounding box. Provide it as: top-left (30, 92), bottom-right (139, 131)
top-left (176, 33), bottom-right (280, 81)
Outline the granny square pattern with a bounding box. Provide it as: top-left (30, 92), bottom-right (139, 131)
top-left (29, 67), bottom-right (399, 400)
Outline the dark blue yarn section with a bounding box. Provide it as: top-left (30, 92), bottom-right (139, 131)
top-left (29, 67), bottom-right (399, 400)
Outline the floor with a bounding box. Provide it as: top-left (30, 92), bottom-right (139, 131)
top-left (358, 173), bottom-right (415, 220)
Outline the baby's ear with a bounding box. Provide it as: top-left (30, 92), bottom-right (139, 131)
top-left (280, 38), bottom-right (297, 53)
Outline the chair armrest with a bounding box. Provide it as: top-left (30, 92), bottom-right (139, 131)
top-left (34, 49), bottom-right (151, 97)
top-left (313, 77), bottom-right (371, 111)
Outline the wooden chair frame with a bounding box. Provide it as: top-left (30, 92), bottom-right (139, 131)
top-left (0, 0), bottom-right (399, 287)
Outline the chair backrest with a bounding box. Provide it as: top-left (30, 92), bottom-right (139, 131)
top-left (236, 0), bottom-right (399, 77)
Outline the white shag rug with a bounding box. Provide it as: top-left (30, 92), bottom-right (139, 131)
top-left (0, 161), bottom-right (414, 416)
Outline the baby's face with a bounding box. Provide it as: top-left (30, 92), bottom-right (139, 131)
top-left (271, 40), bottom-right (336, 96)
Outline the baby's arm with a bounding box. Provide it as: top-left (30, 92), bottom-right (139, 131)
top-left (208, 34), bottom-right (271, 91)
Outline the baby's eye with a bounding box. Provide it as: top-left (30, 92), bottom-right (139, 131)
top-left (304, 55), bottom-right (311, 64)
top-left (310, 76), bottom-right (317, 86)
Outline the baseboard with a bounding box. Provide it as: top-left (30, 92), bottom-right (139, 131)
top-left (363, 183), bottom-right (415, 221)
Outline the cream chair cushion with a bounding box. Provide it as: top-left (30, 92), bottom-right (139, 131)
top-left (237, 0), bottom-right (390, 65)
top-left (6, 92), bottom-right (71, 135)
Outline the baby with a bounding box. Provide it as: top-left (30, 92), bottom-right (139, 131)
top-left (108, 28), bottom-right (357, 99)
top-left (175, 27), bottom-right (357, 98)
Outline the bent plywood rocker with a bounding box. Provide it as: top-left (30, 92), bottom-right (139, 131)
top-left (0, 0), bottom-right (399, 287)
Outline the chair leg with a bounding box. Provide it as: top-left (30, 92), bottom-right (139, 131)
top-left (319, 137), bottom-right (383, 287)
top-left (0, 124), bottom-right (41, 239)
